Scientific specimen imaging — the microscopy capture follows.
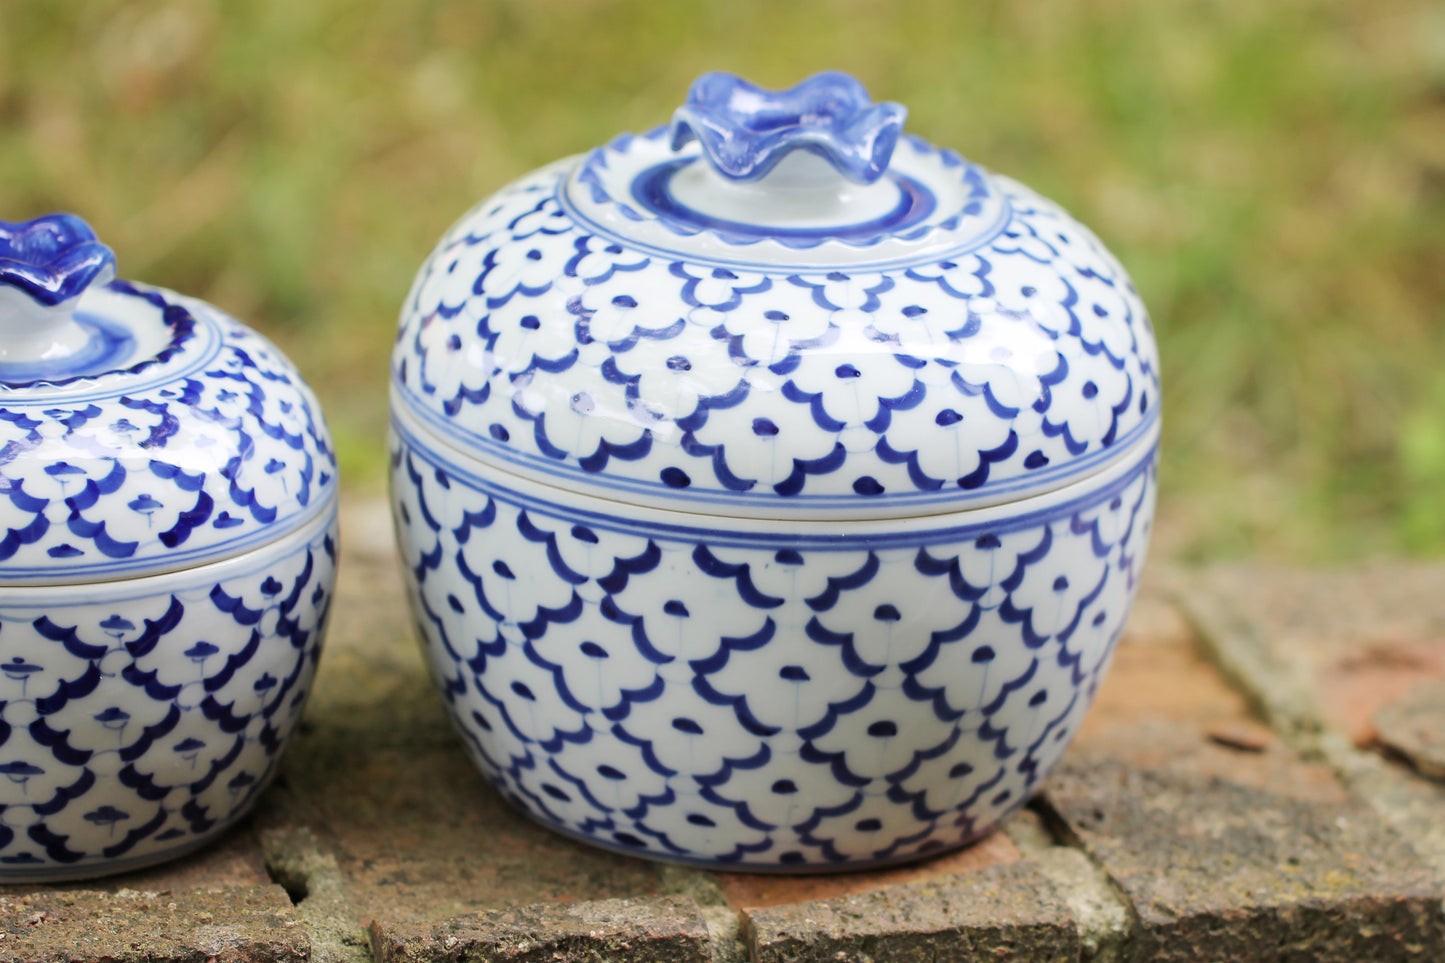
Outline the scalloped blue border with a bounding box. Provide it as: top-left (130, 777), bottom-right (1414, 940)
top-left (564, 129), bottom-right (1012, 267)
top-left (0, 280), bottom-right (197, 390)
top-left (628, 158), bottom-right (938, 245)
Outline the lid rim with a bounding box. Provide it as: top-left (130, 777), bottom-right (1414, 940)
top-left (394, 406), bottom-right (1158, 543)
top-left (0, 280), bottom-right (198, 390)
top-left (559, 163), bottom-right (1016, 272)
top-left (0, 488), bottom-right (338, 590)
top-left (567, 132), bottom-right (1009, 266)
top-left (393, 390), bottom-right (1159, 523)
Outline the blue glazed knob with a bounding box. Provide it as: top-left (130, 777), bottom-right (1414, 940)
top-left (0, 214), bottom-right (116, 306)
top-left (669, 71), bottom-right (907, 185)
top-left (0, 214), bottom-right (117, 363)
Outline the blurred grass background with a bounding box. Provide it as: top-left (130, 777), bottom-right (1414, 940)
top-left (1, 0), bottom-right (1442, 561)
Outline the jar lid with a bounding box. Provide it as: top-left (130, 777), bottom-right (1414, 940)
top-left (0, 214), bottom-right (336, 582)
top-left (393, 72), bottom-right (1159, 520)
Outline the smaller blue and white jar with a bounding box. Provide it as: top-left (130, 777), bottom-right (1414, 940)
top-left (391, 73), bottom-right (1159, 870)
top-left (0, 214), bottom-right (338, 880)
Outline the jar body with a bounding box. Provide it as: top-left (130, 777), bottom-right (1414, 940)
top-left (0, 500), bottom-right (336, 881)
top-left (390, 73), bottom-right (1162, 869)
top-left (391, 408), bottom-right (1154, 869)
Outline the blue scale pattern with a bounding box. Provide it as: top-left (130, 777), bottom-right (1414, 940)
top-left (0, 518), bottom-right (336, 878)
top-left (394, 148), bottom-right (1160, 516)
top-left (391, 428), bottom-right (1155, 869)
top-left (0, 282), bottom-right (336, 580)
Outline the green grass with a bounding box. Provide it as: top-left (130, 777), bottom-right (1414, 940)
top-left (2, 0), bottom-right (1442, 561)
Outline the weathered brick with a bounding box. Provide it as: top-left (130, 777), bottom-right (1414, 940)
top-left (715, 830), bottom-right (1019, 912)
top-left (0, 886), bottom-right (307, 963)
top-left (113, 824), bottom-right (277, 892)
top-left (1177, 563), bottom-right (1445, 748)
top-left (1071, 577), bottom-right (1345, 803)
top-left (1179, 563), bottom-right (1445, 875)
top-left (1374, 680), bottom-right (1445, 782)
top-left (1078, 582), bottom-right (1251, 738)
top-left (369, 894), bottom-right (711, 963)
top-left (744, 860), bottom-right (1077, 963)
top-left (1046, 759), bottom-right (1445, 962)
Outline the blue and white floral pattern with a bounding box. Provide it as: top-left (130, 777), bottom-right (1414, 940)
top-left (394, 73), bottom-right (1161, 868)
top-left (0, 213), bottom-right (339, 879)
top-left (391, 414), bottom-right (1155, 868)
top-left (0, 282), bottom-right (336, 581)
top-left (394, 136), bottom-right (1158, 519)
top-left (0, 510), bottom-right (335, 879)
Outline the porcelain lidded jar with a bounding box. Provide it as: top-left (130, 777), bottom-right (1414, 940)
top-left (0, 214), bottom-right (337, 880)
top-left (391, 73), bottom-right (1159, 870)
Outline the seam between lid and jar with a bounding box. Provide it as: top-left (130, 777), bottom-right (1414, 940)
top-left (390, 379), bottom-right (1160, 521)
top-left (391, 391), bottom-right (1159, 526)
top-left (0, 487), bottom-right (338, 589)
top-left (393, 400), bottom-right (1157, 540)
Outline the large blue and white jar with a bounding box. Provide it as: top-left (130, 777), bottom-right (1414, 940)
top-left (391, 72), bottom-right (1158, 870)
top-left (0, 214), bottom-right (337, 880)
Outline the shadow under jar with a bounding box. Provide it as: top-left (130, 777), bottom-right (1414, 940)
top-left (390, 72), bottom-right (1159, 871)
top-left (0, 214), bottom-right (338, 881)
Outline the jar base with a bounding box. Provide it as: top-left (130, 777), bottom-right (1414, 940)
top-left (504, 795), bottom-right (1013, 875)
top-left (0, 812), bottom-right (251, 884)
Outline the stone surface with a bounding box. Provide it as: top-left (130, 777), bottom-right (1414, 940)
top-left (1046, 759), bottom-right (1445, 962)
top-left (1204, 719), bottom-right (1276, 753)
top-left (1178, 562), bottom-right (1445, 875)
top-left (1077, 583), bottom-right (1250, 737)
top-left (744, 860), bottom-right (1077, 963)
top-left (1177, 563), bottom-right (1445, 748)
top-left (0, 886), bottom-right (307, 963)
top-left (715, 830), bottom-right (1020, 911)
top-left (368, 895), bottom-right (711, 963)
top-left (1007, 809), bottom-right (1130, 963)
top-left (1043, 569), bottom-right (1445, 960)
top-left (1374, 680), bottom-right (1445, 781)
top-left (1072, 575), bottom-right (1345, 803)
top-left (0, 819), bottom-right (307, 963)
top-left (253, 822), bottom-right (370, 963)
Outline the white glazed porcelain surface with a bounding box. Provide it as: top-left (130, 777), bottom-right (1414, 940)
top-left (0, 214), bottom-right (339, 880)
top-left (393, 140), bottom-right (1158, 520)
top-left (0, 283), bottom-right (336, 583)
top-left (0, 500), bottom-right (336, 880)
top-left (393, 402), bottom-right (1155, 868)
top-left (391, 72), bottom-right (1160, 869)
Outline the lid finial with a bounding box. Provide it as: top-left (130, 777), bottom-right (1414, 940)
top-left (669, 71), bottom-right (907, 185)
top-left (0, 214), bottom-right (117, 366)
top-left (0, 214), bottom-right (115, 307)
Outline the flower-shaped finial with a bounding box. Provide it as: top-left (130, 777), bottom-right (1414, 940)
top-left (669, 71), bottom-right (906, 185)
top-left (0, 214), bottom-right (116, 307)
